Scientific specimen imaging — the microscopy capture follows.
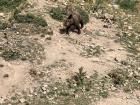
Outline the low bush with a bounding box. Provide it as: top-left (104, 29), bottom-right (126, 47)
top-left (50, 7), bottom-right (67, 21)
top-left (50, 6), bottom-right (89, 24)
top-left (117, 0), bottom-right (138, 11)
top-left (0, 0), bottom-right (26, 12)
top-left (14, 13), bottom-right (48, 27)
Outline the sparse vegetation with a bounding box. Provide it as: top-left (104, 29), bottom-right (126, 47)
top-left (0, 21), bottom-right (8, 30)
top-left (76, 7), bottom-right (89, 24)
top-left (0, 0), bottom-right (26, 12)
top-left (118, 32), bottom-right (140, 54)
top-left (108, 67), bottom-right (140, 92)
top-left (1, 49), bottom-right (21, 61)
top-left (1, 0), bottom-right (140, 105)
top-left (117, 0), bottom-right (138, 11)
top-left (50, 7), bottom-right (67, 21)
top-left (50, 6), bottom-right (89, 24)
top-left (81, 45), bottom-right (104, 57)
top-left (14, 13), bottom-right (48, 27)
top-left (1, 35), bottom-right (45, 63)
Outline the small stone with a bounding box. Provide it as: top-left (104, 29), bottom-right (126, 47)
top-left (54, 87), bottom-right (57, 90)
top-left (113, 5), bottom-right (119, 9)
top-left (41, 34), bottom-right (45, 37)
top-left (3, 74), bottom-right (9, 78)
top-left (43, 91), bottom-right (47, 94)
top-left (16, 32), bottom-right (19, 35)
top-left (0, 13), bottom-right (5, 17)
top-left (0, 97), bottom-right (4, 104)
top-left (128, 72), bottom-right (133, 77)
top-left (42, 87), bottom-right (46, 91)
top-left (34, 38), bottom-right (38, 40)
top-left (103, 24), bottom-right (109, 28)
top-left (138, 67), bottom-right (140, 70)
top-left (111, 86), bottom-right (117, 91)
top-left (104, 13), bottom-right (113, 20)
top-left (45, 36), bottom-right (51, 40)
top-left (19, 98), bottom-right (26, 103)
top-left (128, 26), bottom-right (133, 30)
top-left (0, 64), bottom-right (4, 67)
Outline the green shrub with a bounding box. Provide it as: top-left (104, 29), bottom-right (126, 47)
top-left (50, 7), bottom-right (67, 21)
top-left (117, 0), bottom-right (138, 11)
top-left (14, 13), bottom-right (48, 27)
top-left (0, 21), bottom-right (8, 30)
top-left (76, 7), bottom-right (89, 24)
top-left (94, 0), bottom-right (104, 9)
top-left (50, 6), bottom-right (89, 24)
top-left (0, 0), bottom-right (26, 12)
top-left (1, 50), bottom-right (21, 61)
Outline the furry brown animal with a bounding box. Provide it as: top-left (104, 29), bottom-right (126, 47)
top-left (63, 12), bottom-right (84, 34)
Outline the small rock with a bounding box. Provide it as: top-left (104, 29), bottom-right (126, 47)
top-left (45, 36), bottom-right (51, 40)
top-left (40, 34), bottom-right (45, 37)
top-left (113, 5), bottom-right (119, 9)
top-left (16, 32), bottom-right (19, 35)
top-left (128, 72), bottom-right (133, 77)
top-left (3, 74), bottom-right (9, 78)
top-left (128, 26), bottom-right (133, 30)
top-left (104, 13), bottom-right (113, 20)
top-left (0, 13), bottom-right (5, 17)
top-left (0, 64), bottom-right (4, 67)
top-left (0, 97), bottom-right (4, 104)
top-left (103, 24), bottom-right (109, 28)
top-left (19, 98), bottom-right (26, 103)
top-left (42, 87), bottom-right (46, 91)
top-left (34, 38), bottom-right (38, 40)
top-left (111, 86), bottom-right (117, 91)
top-left (138, 67), bottom-right (140, 70)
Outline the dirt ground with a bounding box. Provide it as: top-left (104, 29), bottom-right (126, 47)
top-left (0, 0), bottom-right (140, 105)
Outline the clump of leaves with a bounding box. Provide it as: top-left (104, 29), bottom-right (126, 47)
top-left (50, 7), bottom-right (67, 21)
top-left (81, 45), bottom-right (104, 58)
top-left (117, 0), bottom-right (138, 11)
top-left (0, 0), bottom-right (26, 12)
top-left (0, 21), bottom-right (8, 30)
top-left (14, 13), bottom-right (48, 27)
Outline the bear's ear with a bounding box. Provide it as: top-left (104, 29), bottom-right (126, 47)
top-left (68, 14), bottom-right (73, 19)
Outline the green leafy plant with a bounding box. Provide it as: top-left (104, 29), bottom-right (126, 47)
top-left (73, 67), bottom-right (87, 87)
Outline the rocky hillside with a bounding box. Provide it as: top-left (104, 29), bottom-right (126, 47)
top-left (0, 0), bottom-right (140, 105)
